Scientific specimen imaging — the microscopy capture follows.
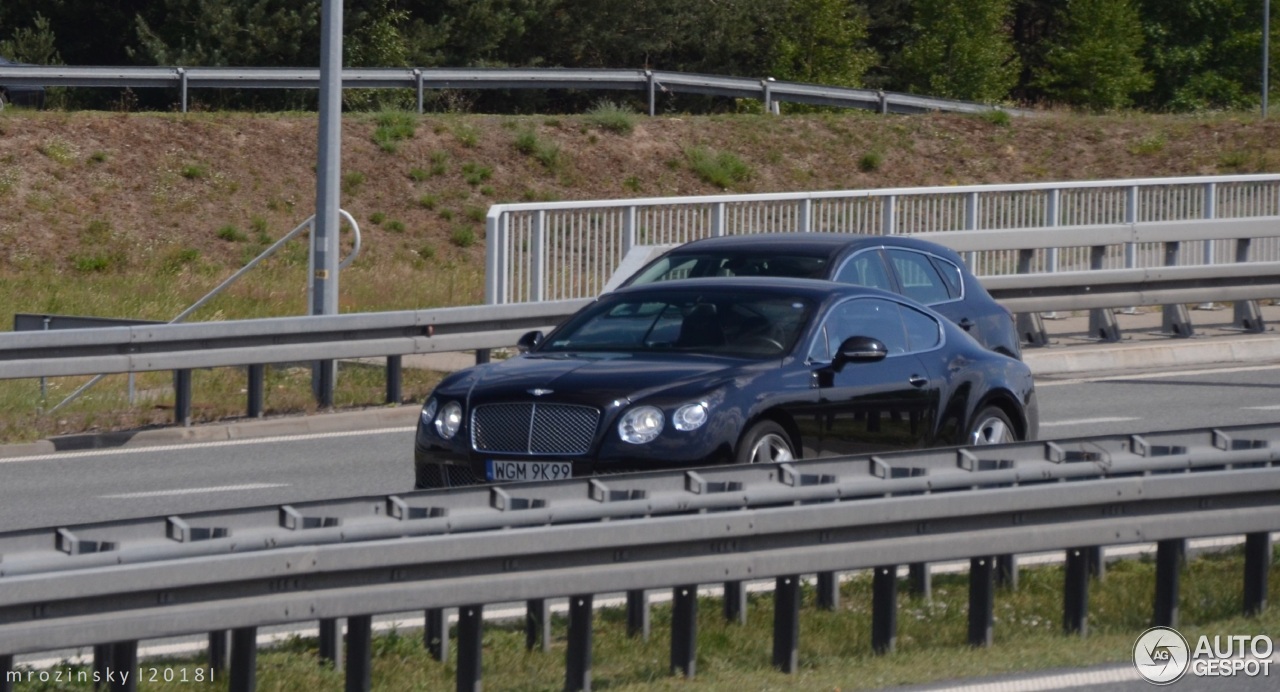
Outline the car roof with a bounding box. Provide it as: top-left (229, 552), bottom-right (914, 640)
top-left (661, 232), bottom-right (961, 260)
top-left (608, 276), bottom-right (905, 302)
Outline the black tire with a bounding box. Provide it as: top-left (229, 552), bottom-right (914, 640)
top-left (735, 419), bottom-right (796, 464)
top-left (967, 406), bottom-right (1017, 446)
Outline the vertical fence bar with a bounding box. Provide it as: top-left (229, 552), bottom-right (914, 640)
top-left (425, 608), bottom-right (449, 662)
top-left (968, 557), bottom-right (995, 647)
top-left (247, 364), bottom-right (265, 417)
top-left (526, 599), bottom-right (551, 653)
top-left (816, 571), bottom-right (840, 610)
top-left (566, 594), bottom-right (594, 692)
top-left (772, 575), bottom-right (800, 673)
top-left (1243, 532), bottom-right (1271, 616)
top-left (229, 627), bottom-right (258, 692)
top-left (346, 615), bottom-right (372, 692)
top-left (626, 589), bottom-right (650, 639)
top-left (1154, 539), bottom-right (1185, 627)
top-left (319, 617), bottom-right (344, 672)
top-left (723, 581), bottom-right (747, 625)
top-left (1198, 182), bottom-right (1220, 309)
top-left (457, 605), bottom-right (484, 692)
top-left (109, 641), bottom-right (138, 692)
top-left (872, 565), bottom-right (898, 654)
top-left (671, 585), bottom-right (698, 678)
top-left (530, 210), bottom-right (547, 303)
top-left (1063, 548), bottom-right (1090, 636)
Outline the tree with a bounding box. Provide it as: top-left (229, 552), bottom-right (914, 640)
top-left (770, 0), bottom-right (876, 87)
top-left (1137, 0), bottom-right (1267, 111)
top-left (1035, 0), bottom-right (1152, 110)
top-left (895, 0), bottom-right (1021, 102)
top-left (1, 13), bottom-right (63, 65)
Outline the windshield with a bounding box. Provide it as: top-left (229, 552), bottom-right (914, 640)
top-left (627, 252), bottom-right (829, 284)
top-left (541, 291), bottom-right (815, 358)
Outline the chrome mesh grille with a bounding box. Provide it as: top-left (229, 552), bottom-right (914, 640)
top-left (472, 403), bottom-right (599, 455)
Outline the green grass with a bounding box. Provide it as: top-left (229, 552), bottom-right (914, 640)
top-left (450, 226), bottom-right (477, 248)
top-left (372, 110), bottom-right (417, 153)
top-left (461, 162), bottom-right (492, 186)
top-left (7, 548), bottom-right (1274, 690)
top-left (859, 150), bottom-right (883, 173)
top-left (685, 146), bottom-right (752, 189)
top-left (180, 163), bottom-right (208, 180)
top-left (584, 99), bottom-right (637, 135)
top-left (215, 225), bottom-right (247, 242)
top-left (514, 130), bottom-right (562, 171)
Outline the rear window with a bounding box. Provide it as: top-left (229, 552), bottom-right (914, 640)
top-left (628, 253), bottom-right (828, 285)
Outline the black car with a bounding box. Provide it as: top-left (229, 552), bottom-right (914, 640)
top-left (414, 278), bottom-right (1037, 489)
top-left (621, 233), bottom-right (1021, 359)
top-left (0, 56), bottom-right (45, 110)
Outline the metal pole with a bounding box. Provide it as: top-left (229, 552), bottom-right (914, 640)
top-left (312, 0), bottom-right (343, 406)
top-left (1265, 0), bottom-right (1271, 118)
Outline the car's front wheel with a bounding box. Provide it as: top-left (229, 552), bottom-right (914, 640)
top-left (736, 420), bottom-right (795, 464)
top-left (967, 406), bottom-right (1017, 445)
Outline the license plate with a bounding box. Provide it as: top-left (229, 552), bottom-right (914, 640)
top-left (485, 460), bottom-right (573, 482)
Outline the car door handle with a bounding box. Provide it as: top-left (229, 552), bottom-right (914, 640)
top-left (958, 318), bottom-right (975, 331)
top-left (909, 375), bottom-right (928, 388)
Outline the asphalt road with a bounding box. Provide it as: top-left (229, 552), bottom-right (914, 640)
top-left (4, 362), bottom-right (1280, 532)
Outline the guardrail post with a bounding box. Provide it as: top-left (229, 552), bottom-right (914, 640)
top-left (626, 590), bottom-right (650, 639)
top-left (671, 585), bottom-right (698, 678)
top-left (798, 198), bottom-right (813, 233)
top-left (385, 356), bottom-right (402, 404)
top-left (424, 608), bottom-right (449, 662)
top-left (1063, 547), bottom-right (1090, 636)
top-left (209, 630), bottom-right (231, 673)
top-left (566, 594), bottom-right (594, 692)
top-left (319, 617), bottom-right (343, 672)
top-left (761, 77), bottom-right (774, 115)
top-left (908, 562), bottom-right (931, 600)
top-left (230, 627), bottom-right (257, 692)
top-left (346, 615), bottom-right (372, 692)
top-left (1087, 546), bottom-right (1106, 580)
top-left (1160, 242), bottom-right (1195, 337)
top-left (877, 90), bottom-right (889, 114)
top-left (816, 571), bottom-right (839, 610)
top-left (871, 565), bottom-right (898, 654)
top-left (109, 641), bottom-right (137, 692)
top-left (646, 70), bottom-right (656, 116)
top-left (881, 196), bottom-right (897, 235)
top-left (174, 369), bottom-right (193, 426)
top-left (457, 605), bottom-right (484, 692)
top-left (772, 575), bottom-right (800, 673)
top-left (414, 68), bottom-right (424, 115)
top-left (94, 644), bottom-right (112, 686)
top-left (1153, 539), bottom-right (1185, 627)
top-left (0, 655), bottom-right (11, 692)
top-left (968, 557), bottom-right (995, 647)
top-left (1014, 249), bottom-right (1049, 347)
top-left (526, 599), bottom-right (551, 652)
top-left (178, 67), bottom-right (188, 113)
top-left (995, 554), bottom-right (1018, 589)
top-left (247, 364), bottom-right (265, 417)
top-left (1243, 532), bottom-right (1271, 616)
top-left (1232, 239), bottom-right (1267, 332)
top-left (723, 580), bottom-right (747, 624)
top-left (1086, 246), bottom-right (1121, 342)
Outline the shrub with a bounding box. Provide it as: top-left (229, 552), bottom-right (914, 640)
top-left (584, 99), bottom-right (636, 135)
top-left (1129, 133), bottom-right (1167, 156)
top-left (462, 162), bottom-right (492, 186)
top-left (858, 151), bottom-right (883, 173)
top-left (980, 109), bottom-right (1011, 127)
top-left (373, 110), bottom-right (417, 153)
top-left (216, 225), bottom-right (247, 242)
top-left (370, 212), bottom-right (386, 225)
top-left (386, 220), bottom-right (406, 233)
top-left (450, 226), bottom-right (477, 248)
top-left (417, 245), bottom-right (436, 260)
top-left (465, 206), bottom-right (486, 223)
top-left (180, 164), bottom-right (207, 179)
top-left (455, 125), bottom-right (479, 148)
top-left (429, 151), bottom-right (448, 176)
top-left (514, 131), bottom-right (562, 170)
top-left (418, 194), bottom-right (439, 210)
top-left (685, 146), bottom-right (751, 189)
top-left (408, 167), bottom-right (429, 182)
top-left (342, 171), bottom-right (365, 194)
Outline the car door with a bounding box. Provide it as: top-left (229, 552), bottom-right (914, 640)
top-left (807, 297), bottom-right (943, 455)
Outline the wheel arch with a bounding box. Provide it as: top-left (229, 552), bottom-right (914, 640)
top-left (969, 389), bottom-right (1027, 442)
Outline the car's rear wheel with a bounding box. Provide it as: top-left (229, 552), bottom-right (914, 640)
top-left (968, 406), bottom-right (1017, 445)
top-left (736, 420), bottom-right (795, 464)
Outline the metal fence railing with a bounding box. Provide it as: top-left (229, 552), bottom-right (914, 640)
top-left (0, 424), bottom-right (1277, 691)
top-left (484, 174), bottom-right (1280, 305)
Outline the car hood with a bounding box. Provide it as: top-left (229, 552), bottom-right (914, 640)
top-left (461, 352), bottom-right (754, 407)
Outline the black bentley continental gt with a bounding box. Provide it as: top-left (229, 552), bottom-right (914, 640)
top-left (414, 278), bottom-right (1037, 489)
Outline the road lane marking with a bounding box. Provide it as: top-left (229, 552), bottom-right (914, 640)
top-left (1036, 362), bottom-right (1280, 386)
top-left (1242, 405), bottom-right (1280, 410)
top-left (0, 426), bottom-right (414, 464)
top-left (1039, 417), bottom-right (1141, 428)
top-left (99, 483), bottom-right (289, 499)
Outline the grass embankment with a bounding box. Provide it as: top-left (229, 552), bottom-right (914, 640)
top-left (11, 547), bottom-right (1277, 690)
top-left (1, 108), bottom-right (1278, 443)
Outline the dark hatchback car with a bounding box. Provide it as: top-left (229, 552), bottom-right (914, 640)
top-left (621, 233), bottom-right (1021, 359)
top-left (0, 56), bottom-right (46, 110)
top-left (414, 278), bottom-right (1037, 489)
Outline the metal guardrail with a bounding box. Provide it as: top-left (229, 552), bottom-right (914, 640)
top-left (0, 424), bottom-right (1276, 691)
top-left (0, 65), bottom-right (1014, 117)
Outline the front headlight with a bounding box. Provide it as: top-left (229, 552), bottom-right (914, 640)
top-left (618, 405), bottom-right (664, 444)
top-left (435, 400), bottom-right (463, 439)
top-left (672, 402), bottom-right (708, 431)
top-left (420, 398), bottom-right (438, 426)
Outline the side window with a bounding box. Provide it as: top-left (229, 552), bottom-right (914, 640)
top-left (887, 249), bottom-right (951, 305)
top-left (900, 304), bottom-right (942, 352)
top-left (833, 251), bottom-right (894, 292)
top-left (929, 256), bottom-right (964, 299)
top-left (810, 298), bottom-right (908, 359)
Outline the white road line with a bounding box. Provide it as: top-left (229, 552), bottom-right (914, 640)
top-left (99, 483), bottom-right (289, 499)
top-left (1242, 405), bottom-right (1280, 410)
top-left (1, 426), bottom-right (414, 464)
top-left (1040, 417), bottom-right (1141, 428)
top-left (1036, 362), bottom-right (1280, 387)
